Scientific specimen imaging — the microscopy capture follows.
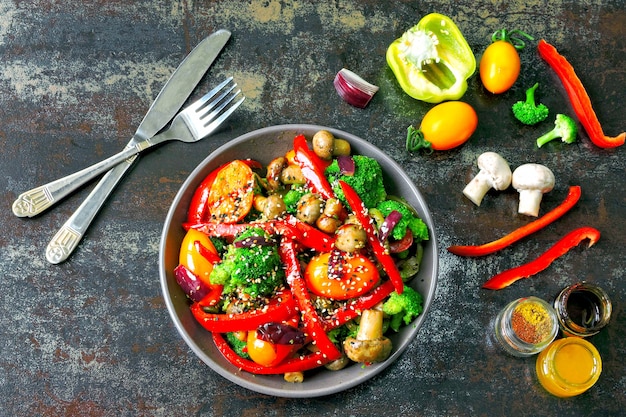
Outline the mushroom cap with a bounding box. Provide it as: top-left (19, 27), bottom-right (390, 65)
top-left (512, 163), bottom-right (555, 192)
top-left (476, 152), bottom-right (512, 190)
top-left (343, 337), bottom-right (393, 363)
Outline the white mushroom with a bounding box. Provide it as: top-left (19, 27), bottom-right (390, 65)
top-left (511, 163), bottom-right (555, 216)
top-left (462, 152), bottom-right (512, 206)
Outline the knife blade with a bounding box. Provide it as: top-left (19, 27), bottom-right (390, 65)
top-left (42, 29), bottom-right (231, 264)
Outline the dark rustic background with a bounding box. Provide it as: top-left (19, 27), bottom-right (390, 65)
top-left (1, 1), bottom-right (624, 415)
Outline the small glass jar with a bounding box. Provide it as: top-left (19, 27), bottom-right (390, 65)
top-left (536, 337), bottom-right (602, 397)
top-left (553, 282), bottom-right (612, 337)
top-left (494, 296), bottom-right (559, 357)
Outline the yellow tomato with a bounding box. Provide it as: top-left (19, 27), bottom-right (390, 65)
top-left (246, 331), bottom-right (295, 367)
top-left (479, 40), bottom-right (521, 94)
top-left (305, 252), bottom-right (380, 300)
top-left (414, 101), bottom-right (478, 151)
top-left (179, 229), bottom-right (218, 286)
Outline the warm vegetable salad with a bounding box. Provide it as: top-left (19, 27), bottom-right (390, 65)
top-left (174, 130), bottom-right (429, 382)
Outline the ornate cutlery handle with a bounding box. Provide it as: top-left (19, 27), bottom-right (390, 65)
top-left (45, 154), bottom-right (138, 263)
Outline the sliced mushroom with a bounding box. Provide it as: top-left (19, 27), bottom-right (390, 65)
top-left (511, 163), bottom-right (555, 216)
top-left (462, 152), bottom-right (512, 206)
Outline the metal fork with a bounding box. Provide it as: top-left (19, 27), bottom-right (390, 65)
top-left (12, 77), bottom-right (244, 219)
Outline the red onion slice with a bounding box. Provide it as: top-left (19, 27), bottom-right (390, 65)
top-left (378, 210), bottom-right (403, 242)
top-left (257, 322), bottom-right (306, 345)
top-left (174, 264), bottom-right (210, 302)
top-left (334, 68), bottom-right (379, 108)
top-left (337, 155), bottom-right (355, 175)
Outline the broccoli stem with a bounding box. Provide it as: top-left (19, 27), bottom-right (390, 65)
top-left (525, 82), bottom-right (540, 106)
top-left (536, 129), bottom-right (561, 147)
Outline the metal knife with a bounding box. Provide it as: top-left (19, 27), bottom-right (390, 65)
top-left (40, 29), bottom-right (231, 264)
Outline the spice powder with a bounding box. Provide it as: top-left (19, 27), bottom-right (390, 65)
top-left (511, 301), bottom-right (553, 344)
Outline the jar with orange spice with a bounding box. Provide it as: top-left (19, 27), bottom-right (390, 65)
top-left (494, 296), bottom-right (559, 357)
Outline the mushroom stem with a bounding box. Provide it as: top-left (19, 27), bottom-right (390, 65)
top-left (357, 309), bottom-right (384, 340)
top-left (463, 171), bottom-right (495, 206)
top-left (462, 152), bottom-right (512, 206)
top-left (518, 189), bottom-right (545, 217)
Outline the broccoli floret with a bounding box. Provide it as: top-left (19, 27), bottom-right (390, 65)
top-left (283, 185), bottom-right (308, 214)
top-left (382, 285), bottom-right (423, 332)
top-left (209, 227), bottom-right (285, 298)
top-left (325, 155), bottom-right (387, 208)
top-left (376, 199), bottom-right (429, 242)
top-left (512, 82), bottom-right (550, 126)
top-left (536, 114), bottom-right (578, 148)
top-left (224, 332), bottom-right (250, 359)
top-left (327, 322), bottom-right (359, 344)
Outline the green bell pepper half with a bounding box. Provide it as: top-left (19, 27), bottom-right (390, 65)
top-left (386, 13), bottom-right (476, 103)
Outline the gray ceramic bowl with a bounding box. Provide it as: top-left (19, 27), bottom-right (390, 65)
top-left (159, 124), bottom-right (438, 398)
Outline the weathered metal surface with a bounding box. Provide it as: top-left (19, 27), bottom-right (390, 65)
top-left (1, 0), bottom-right (624, 415)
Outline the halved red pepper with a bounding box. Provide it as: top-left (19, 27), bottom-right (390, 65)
top-left (482, 226), bottom-right (601, 290)
top-left (293, 134), bottom-right (335, 200)
top-left (339, 180), bottom-right (404, 294)
top-left (279, 239), bottom-right (342, 361)
top-left (538, 40), bottom-right (624, 149)
top-left (190, 289), bottom-right (298, 332)
top-left (213, 332), bottom-right (331, 374)
top-left (448, 186), bottom-right (582, 257)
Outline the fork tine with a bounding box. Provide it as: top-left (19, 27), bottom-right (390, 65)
top-left (185, 77), bottom-right (234, 113)
top-left (199, 92), bottom-right (245, 137)
top-left (195, 83), bottom-right (237, 119)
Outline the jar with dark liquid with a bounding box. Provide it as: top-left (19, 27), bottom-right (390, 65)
top-left (553, 282), bottom-right (611, 337)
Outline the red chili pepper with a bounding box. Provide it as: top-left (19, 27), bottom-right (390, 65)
top-left (537, 40), bottom-right (625, 149)
top-left (321, 280), bottom-right (395, 331)
top-left (448, 186), bottom-right (582, 257)
top-left (293, 134), bottom-right (335, 200)
top-left (190, 289), bottom-right (298, 332)
top-left (213, 332), bottom-right (331, 374)
top-left (278, 240), bottom-right (343, 361)
top-left (339, 180), bottom-right (404, 294)
top-left (482, 226), bottom-right (601, 290)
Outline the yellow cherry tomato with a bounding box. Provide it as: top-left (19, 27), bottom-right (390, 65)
top-left (305, 252), bottom-right (380, 300)
top-left (407, 101), bottom-right (478, 151)
top-left (478, 29), bottom-right (534, 94)
top-left (479, 40), bottom-right (520, 94)
top-left (246, 330), bottom-right (295, 367)
top-left (179, 229), bottom-right (218, 286)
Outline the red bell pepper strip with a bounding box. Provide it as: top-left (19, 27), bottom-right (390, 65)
top-left (194, 240), bottom-right (222, 264)
top-left (213, 332), bottom-right (331, 374)
top-left (186, 164), bottom-right (224, 224)
top-left (321, 279), bottom-right (395, 331)
top-left (279, 239), bottom-right (343, 361)
top-left (448, 186), bottom-right (582, 257)
top-left (188, 217), bottom-right (335, 252)
top-left (197, 284), bottom-right (225, 308)
top-left (293, 134), bottom-right (335, 200)
top-left (190, 289), bottom-right (298, 332)
top-left (537, 40), bottom-right (625, 149)
top-left (339, 180), bottom-right (404, 294)
top-left (482, 226), bottom-right (601, 290)
top-left (282, 214), bottom-right (335, 252)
